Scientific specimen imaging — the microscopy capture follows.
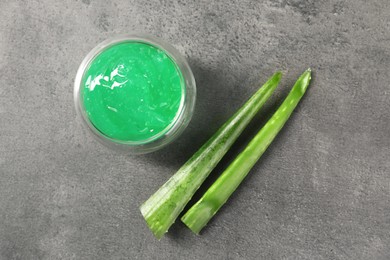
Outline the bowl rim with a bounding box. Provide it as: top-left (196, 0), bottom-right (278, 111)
top-left (74, 33), bottom-right (196, 154)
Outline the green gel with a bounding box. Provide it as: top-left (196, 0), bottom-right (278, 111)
top-left (81, 42), bottom-right (184, 142)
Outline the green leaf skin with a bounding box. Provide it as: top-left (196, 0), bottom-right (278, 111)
top-left (140, 72), bottom-right (282, 239)
top-left (181, 69), bottom-right (312, 234)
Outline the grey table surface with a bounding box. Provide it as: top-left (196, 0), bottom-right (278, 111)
top-left (1, 0), bottom-right (390, 259)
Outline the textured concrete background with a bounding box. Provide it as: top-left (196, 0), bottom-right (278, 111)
top-left (1, 0), bottom-right (389, 259)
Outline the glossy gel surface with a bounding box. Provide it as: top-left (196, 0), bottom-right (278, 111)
top-left (81, 42), bottom-right (184, 142)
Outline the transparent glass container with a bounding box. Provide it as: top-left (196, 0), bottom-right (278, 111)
top-left (74, 34), bottom-right (196, 154)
